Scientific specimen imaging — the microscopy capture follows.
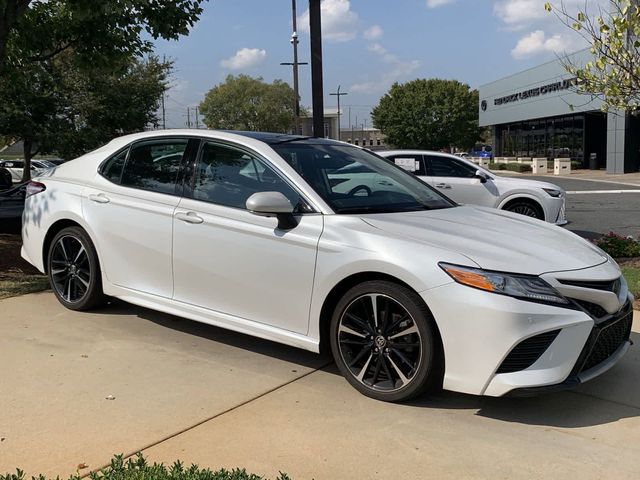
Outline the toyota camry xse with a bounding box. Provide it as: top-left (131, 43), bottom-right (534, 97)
top-left (21, 130), bottom-right (633, 402)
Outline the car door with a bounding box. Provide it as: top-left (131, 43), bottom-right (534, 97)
top-left (82, 137), bottom-right (197, 298)
top-left (172, 140), bottom-right (323, 334)
top-left (423, 154), bottom-right (498, 206)
top-left (374, 154), bottom-right (427, 193)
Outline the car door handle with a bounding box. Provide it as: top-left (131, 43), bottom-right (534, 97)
top-left (175, 211), bottom-right (204, 224)
top-left (435, 183), bottom-right (451, 189)
top-left (88, 193), bottom-right (110, 204)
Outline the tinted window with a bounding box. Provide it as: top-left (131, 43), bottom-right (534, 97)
top-left (428, 155), bottom-right (476, 178)
top-left (101, 149), bottom-right (128, 183)
top-left (121, 140), bottom-right (187, 194)
top-left (192, 142), bottom-right (301, 210)
top-left (272, 143), bottom-right (453, 214)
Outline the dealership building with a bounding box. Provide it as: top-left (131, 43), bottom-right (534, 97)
top-left (479, 50), bottom-right (640, 174)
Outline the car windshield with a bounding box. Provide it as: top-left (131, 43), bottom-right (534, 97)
top-left (272, 143), bottom-right (455, 214)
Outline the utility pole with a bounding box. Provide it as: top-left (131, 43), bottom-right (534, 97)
top-left (281, 0), bottom-right (308, 134)
top-left (161, 93), bottom-right (166, 130)
top-left (194, 107), bottom-right (200, 129)
top-left (330, 85), bottom-right (348, 140)
top-left (186, 107), bottom-right (191, 128)
top-left (309, 0), bottom-right (324, 137)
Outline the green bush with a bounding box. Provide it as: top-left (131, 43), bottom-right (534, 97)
top-left (489, 163), bottom-right (532, 173)
top-left (1, 454), bottom-right (292, 480)
top-left (594, 232), bottom-right (640, 258)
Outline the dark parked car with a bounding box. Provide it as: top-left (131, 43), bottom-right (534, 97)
top-left (0, 182), bottom-right (26, 219)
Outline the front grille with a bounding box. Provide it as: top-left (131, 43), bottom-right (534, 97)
top-left (559, 278), bottom-right (621, 294)
top-left (575, 307), bottom-right (632, 373)
top-left (573, 299), bottom-right (608, 319)
top-left (497, 329), bottom-right (561, 374)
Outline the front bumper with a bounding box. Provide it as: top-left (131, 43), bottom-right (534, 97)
top-left (421, 272), bottom-right (633, 397)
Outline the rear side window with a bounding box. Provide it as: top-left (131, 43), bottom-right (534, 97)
top-left (101, 149), bottom-right (128, 183)
top-left (386, 155), bottom-right (425, 175)
top-left (120, 139), bottom-right (188, 195)
top-left (427, 155), bottom-right (476, 178)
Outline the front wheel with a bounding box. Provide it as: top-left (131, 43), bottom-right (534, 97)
top-left (48, 226), bottom-right (105, 311)
top-left (504, 200), bottom-right (544, 220)
top-left (330, 280), bottom-right (441, 402)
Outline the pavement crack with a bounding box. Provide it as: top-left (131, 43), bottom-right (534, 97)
top-left (81, 359), bottom-right (334, 478)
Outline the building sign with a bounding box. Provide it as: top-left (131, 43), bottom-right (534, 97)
top-left (491, 78), bottom-right (577, 107)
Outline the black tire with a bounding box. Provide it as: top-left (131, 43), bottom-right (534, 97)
top-left (47, 226), bottom-right (105, 311)
top-left (330, 280), bottom-right (441, 402)
top-left (503, 200), bottom-right (544, 220)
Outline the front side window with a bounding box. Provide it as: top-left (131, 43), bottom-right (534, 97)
top-left (272, 143), bottom-right (454, 214)
top-left (120, 139), bottom-right (188, 194)
top-left (428, 155), bottom-right (476, 178)
top-left (192, 142), bottom-right (302, 210)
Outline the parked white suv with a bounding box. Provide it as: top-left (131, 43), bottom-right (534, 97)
top-left (379, 150), bottom-right (566, 224)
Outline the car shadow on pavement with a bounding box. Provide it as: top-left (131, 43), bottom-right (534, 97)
top-left (85, 300), bottom-right (639, 429)
top-left (88, 298), bottom-right (331, 370)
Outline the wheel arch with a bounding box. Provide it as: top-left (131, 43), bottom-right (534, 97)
top-left (42, 218), bottom-right (100, 274)
top-left (317, 271), bottom-right (444, 359)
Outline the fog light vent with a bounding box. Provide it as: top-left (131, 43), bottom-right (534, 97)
top-left (497, 329), bottom-right (561, 374)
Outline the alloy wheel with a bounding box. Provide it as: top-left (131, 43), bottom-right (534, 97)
top-left (337, 294), bottom-right (423, 393)
top-left (509, 204), bottom-right (539, 218)
top-left (50, 235), bottom-right (91, 303)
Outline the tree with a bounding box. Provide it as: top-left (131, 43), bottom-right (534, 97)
top-left (546, 0), bottom-right (640, 112)
top-left (371, 79), bottom-right (481, 150)
top-left (199, 75), bottom-right (297, 133)
top-left (0, 0), bottom-right (206, 70)
top-left (0, 53), bottom-right (171, 181)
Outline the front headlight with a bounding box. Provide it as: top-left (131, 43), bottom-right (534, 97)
top-left (543, 188), bottom-right (564, 198)
top-left (439, 263), bottom-right (569, 305)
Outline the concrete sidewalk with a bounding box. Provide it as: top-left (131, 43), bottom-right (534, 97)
top-left (499, 168), bottom-right (640, 186)
top-left (1, 292), bottom-right (639, 479)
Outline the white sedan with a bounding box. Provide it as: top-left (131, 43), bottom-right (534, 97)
top-left (379, 150), bottom-right (567, 224)
top-left (0, 159), bottom-right (57, 183)
top-left (22, 130), bottom-right (632, 402)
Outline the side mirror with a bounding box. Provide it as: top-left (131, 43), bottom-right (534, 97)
top-left (246, 191), bottom-right (298, 230)
top-left (475, 170), bottom-right (489, 184)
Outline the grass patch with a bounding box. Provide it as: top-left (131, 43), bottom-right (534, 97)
top-left (0, 226), bottom-right (49, 300)
top-left (0, 272), bottom-right (49, 300)
top-left (622, 265), bottom-right (640, 298)
top-left (1, 453), bottom-right (292, 480)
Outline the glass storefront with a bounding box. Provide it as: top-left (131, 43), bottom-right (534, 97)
top-left (495, 114), bottom-right (587, 163)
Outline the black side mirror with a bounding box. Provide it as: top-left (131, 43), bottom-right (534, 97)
top-left (475, 169), bottom-right (489, 184)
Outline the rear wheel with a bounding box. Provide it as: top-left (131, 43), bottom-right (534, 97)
top-left (48, 226), bottom-right (105, 310)
top-left (504, 200), bottom-right (544, 220)
top-left (330, 280), bottom-right (440, 402)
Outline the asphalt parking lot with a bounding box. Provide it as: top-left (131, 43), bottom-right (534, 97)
top-left (525, 176), bottom-right (640, 239)
top-left (1, 292), bottom-right (639, 480)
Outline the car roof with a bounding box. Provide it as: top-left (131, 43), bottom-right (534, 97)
top-left (380, 150), bottom-right (457, 157)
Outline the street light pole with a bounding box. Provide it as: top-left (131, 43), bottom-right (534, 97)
top-left (281, 1), bottom-right (308, 134)
top-left (330, 85), bottom-right (348, 141)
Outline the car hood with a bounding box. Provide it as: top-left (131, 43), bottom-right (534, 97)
top-left (492, 175), bottom-right (564, 192)
top-left (360, 206), bottom-right (607, 275)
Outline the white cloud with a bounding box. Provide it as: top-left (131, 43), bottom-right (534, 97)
top-left (511, 29), bottom-right (581, 59)
top-left (494, 0), bottom-right (609, 59)
top-left (220, 48), bottom-right (266, 70)
top-left (298, 0), bottom-right (359, 42)
top-left (426, 0), bottom-right (455, 8)
top-left (350, 43), bottom-right (420, 94)
top-left (363, 24), bottom-right (383, 40)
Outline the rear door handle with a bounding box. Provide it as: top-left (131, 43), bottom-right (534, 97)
top-left (88, 193), bottom-right (110, 204)
top-left (435, 183), bottom-right (451, 189)
top-left (175, 211), bottom-right (204, 224)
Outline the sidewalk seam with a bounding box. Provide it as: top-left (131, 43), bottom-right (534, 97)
top-left (81, 360), bottom-right (333, 478)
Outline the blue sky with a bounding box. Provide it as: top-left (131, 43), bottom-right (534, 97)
top-left (154, 0), bottom-right (597, 129)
